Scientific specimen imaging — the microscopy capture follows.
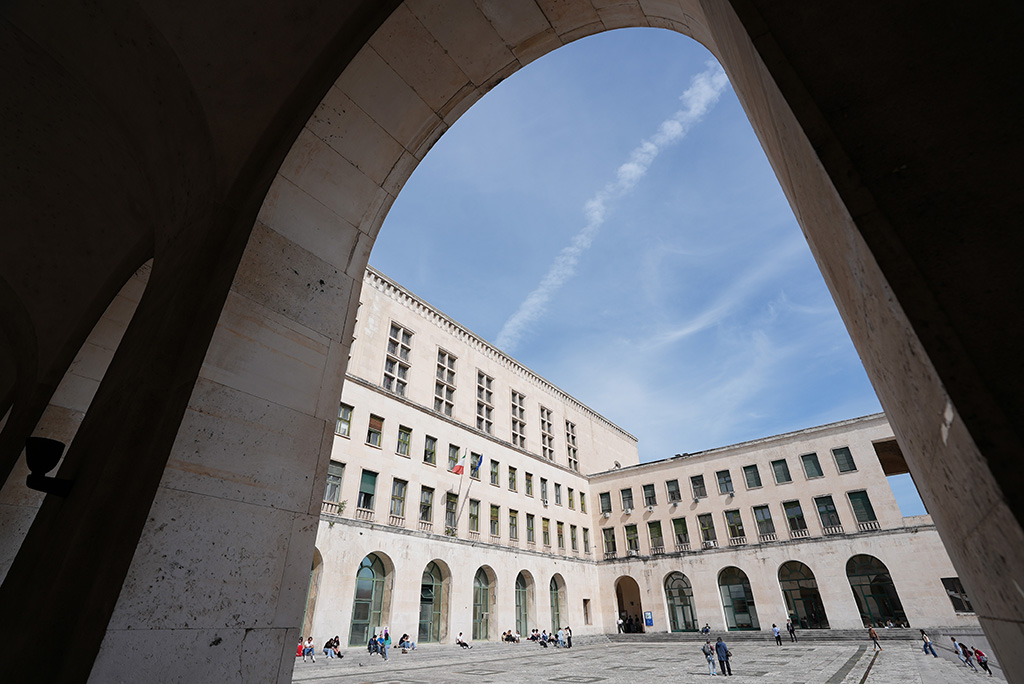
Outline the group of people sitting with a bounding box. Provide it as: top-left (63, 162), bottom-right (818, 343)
top-left (297, 636), bottom-right (342, 662)
top-left (525, 627), bottom-right (572, 648)
top-left (502, 630), bottom-right (521, 643)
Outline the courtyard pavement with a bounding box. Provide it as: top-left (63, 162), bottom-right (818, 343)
top-left (292, 637), bottom-right (1004, 684)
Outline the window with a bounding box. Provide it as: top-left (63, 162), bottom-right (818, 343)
top-left (599, 492), bottom-right (612, 514)
top-left (508, 466), bottom-right (517, 491)
top-left (448, 444), bottom-right (460, 471)
top-left (783, 500), bottom-right (807, 531)
top-left (366, 414), bottom-right (383, 447)
top-left (525, 473), bottom-right (534, 496)
top-left (554, 483), bottom-right (562, 505)
top-left (941, 577), bottom-right (974, 613)
top-left (815, 495), bottom-right (841, 527)
top-left (396, 426), bottom-right (411, 456)
top-left (801, 452), bottom-right (824, 478)
top-left (832, 446), bottom-right (857, 472)
top-left (445, 493), bottom-right (458, 530)
top-left (716, 470), bottom-right (734, 494)
top-left (725, 509), bottom-right (745, 538)
top-left (420, 486), bottom-right (434, 522)
top-left (511, 390), bottom-right (527, 448)
top-left (771, 459), bottom-right (792, 484)
top-left (542, 518), bottom-right (551, 546)
top-left (540, 407), bottom-right (555, 460)
top-left (568, 487), bottom-right (575, 509)
top-left (390, 479), bottom-right (407, 517)
top-left (566, 420), bottom-right (579, 471)
top-left (383, 323), bottom-right (412, 396)
top-left (673, 517), bottom-right (689, 545)
top-left (476, 371), bottom-right (493, 434)
top-left (648, 520), bottom-right (664, 549)
top-left (625, 524), bottom-right (639, 551)
top-left (583, 527), bottom-right (591, 553)
top-left (643, 484), bottom-right (657, 506)
top-left (848, 490), bottom-right (878, 523)
top-left (666, 479), bottom-right (681, 502)
top-left (424, 436), bottom-right (437, 465)
top-left (753, 505), bottom-right (775, 535)
top-left (489, 459), bottom-right (499, 486)
top-left (469, 499), bottom-right (480, 532)
top-left (570, 524), bottom-right (578, 550)
top-left (557, 521), bottom-right (565, 548)
top-left (540, 478), bottom-right (548, 502)
top-left (526, 513), bottom-right (535, 542)
top-left (698, 513), bottom-right (717, 542)
top-left (470, 452), bottom-right (482, 479)
top-left (743, 465), bottom-right (762, 489)
top-left (357, 470), bottom-right (377, 510)
top-left (490, 504), bottom-right (500, 536)
top-left (602, 528), bottom-right (617, 554)
top-left (509, 510), bottom-right (519, 539)
top-left (434, 349), bottom-right (456, 416)
top-left (620, 488), bottom-right (634, 511)
top-left (335, 403), bottom-right (353, 436)
top-left (324, 461), bottom-right (344, 502)
top-left (579, 492), bottom-right (587, 513)
top-left (691, 475), bottom-right (707, 499)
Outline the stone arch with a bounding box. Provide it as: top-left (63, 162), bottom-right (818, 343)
top-left (549, 573), bottom-right (567, 634)
top-left (301, 547), bottom-right (324, 639)
top-left (664, 571), bottom-right (698, 632)
top-left (718, 566), bottom-right (760, 630)
top-left (778, 560), bottom-right (829, 629)
top-left (473, 565), bottom-right (497, 641)
top-left (418, 559), bottom-right (450, 643)
top-left (515, 570), bottom-right (536, 636)
top-left (846, 554), bottom-right (907, 628)
top-left (614, 575), bottom-right (644, 632)
top-left (348, 551), bottom-right (395, 646)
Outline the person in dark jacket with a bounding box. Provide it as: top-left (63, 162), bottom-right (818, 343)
top-left (715, 637), bottom-right (732, 676)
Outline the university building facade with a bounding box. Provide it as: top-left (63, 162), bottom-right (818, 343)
top-left (303, 268), bottom-right (978, 645)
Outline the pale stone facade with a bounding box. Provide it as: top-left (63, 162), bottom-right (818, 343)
top-left (306, 269), bottom-right (978, 646)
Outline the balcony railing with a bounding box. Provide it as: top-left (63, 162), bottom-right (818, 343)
top-left (604, 549), bottom-right (617, 559)
top-left (675, 542), bottom-right (691, 552)
top-left (651, 545), bottom-right (665, 555)
top-left (467, 530), bottom-right (480, 541)
top-left (823, 525), bottom-right (844, 536)
top-left (507, 537), bottom-right (519, 548)
top-left (444, 526), bottom-right (458, 538)
top-left (321, 500), bottom-right (342, 516)
top-left (858, 521), bottom-right (881, 532)
top-left (728, 536), bottom-right (746, 546)
top-left (790, 528), bottom-right (810, 539)
top-left (702, 539), bottom-right (719, 550)
top-left (490, 534), bottom-right (501, 544)
top-left (419, 520), bottom-right (433, 532)
top-left (758, 532), bottom-right (778, 543)
top-left (354, 507), bottom-right (374, 522)
top-left (388, 514), bottom-right (405, 527)
top-left (527, 538), bottom-right (536, 546)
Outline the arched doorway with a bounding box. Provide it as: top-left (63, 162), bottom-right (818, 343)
top-left (473, 566), bottom-right (495, 641)
top-left (418, 560), bottom-right (448, 643)
top-left (614, 576), bottom-right (644, 632)
top-left (349, 553), bottom-right (391, 646)
top-left (550, 574), bottom-right (566, 634)
top-left (778, 561), bottom-right (829, 629)
top-left (515, 571), bottom-right (534, 636)
top-left (301, 548), bottom-right (324, 639)
top-left (665, 572), bottom-right (698, 632)
top-left (846, 555), bottom-right (908, 627)
top-left (718, 567), bottom-right (760, 630)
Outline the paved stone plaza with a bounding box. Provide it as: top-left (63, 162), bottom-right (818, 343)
top-left (292, 638), bottom-right (1004, 684)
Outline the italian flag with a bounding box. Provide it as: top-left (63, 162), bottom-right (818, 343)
top-left (452, 449), bottom-right (467, 475)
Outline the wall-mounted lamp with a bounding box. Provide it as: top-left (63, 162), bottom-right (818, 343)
top-left (25, 437), bottom-right (72, 497)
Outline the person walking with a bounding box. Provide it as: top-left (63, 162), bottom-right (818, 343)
top-left (952, 637), bottom-right (967, 666)
top-left (974, 646), bottom-right (993, 676)
top-left (617, 617), bottom-right (624, 633)
top-left (702, 640), bottom-right (717, 676)
top-left (565, 626), bottom-right (573, 648)
top-left (772, 624), bottom-right (782, 646)
top-left (787, 620), bottom-right (797, 642)
top-left (920, 630), bottom-right (938, 657)
top-left (959, 641), bottom-right (978, 672)
top-left (715, 637), bottom-right (732, 676)
top-left (868, 626), bottom-right (882, 651)
top-left (557, 627), bottom-right (566, 648)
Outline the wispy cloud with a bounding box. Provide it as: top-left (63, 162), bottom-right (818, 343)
top-left (495, 61), bottom-right (731, 351)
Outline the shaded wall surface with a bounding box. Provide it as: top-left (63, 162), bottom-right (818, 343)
top-left (1, 1), bottom-right (1020, 683)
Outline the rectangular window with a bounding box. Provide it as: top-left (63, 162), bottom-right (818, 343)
top-left (691, 475), bottom-right (707, 499)
top-left (511, 390), bottom-right (527, 448)
top-left (554, 483), bottom-right (562, 505)
top-left (525, 473), bottom-right (534, 496)
top-left (583, 527), bottom-right (591, 553)
top-left (540, 478), bottom-right (548, 502)
top-left (476, 371), bottom-right (494, 434)
top-left (583, 598), bottom-right (591, 625)
top-left (753, 505), bottom-right (775, 535)
top-left (801, 452), bottom-right (824, 478)
top-left (580, 492), bottom-right (587, 513)
top-left (666, 479), bottom-right (681, 502)
top-left (673, 518), bottom-right (689, 545)
top-left (448, 444), bottom-right (460, 471)
top-left (942, 577), bottom-right (974, 613)
top-left (772, 458), bottom-right (792, 484)
top-left (434, 349), bottom-right (456, 416)
top-left (833, 446), bottom-right (857, 472)
top-left (396, 426), bottom-right (411, 456)
top-left (366, 414), bottom-right (383, 447)
top-left (469, 499), bottom-right (480, 532)
top-left (420, 486), bottom-right (434, 522)
top-left (566, 420), bottom-right (579, 472)
top-left (625, 524), bottom-right (639, 551)
top-left (743, 464), bottom-right (762, 489)
top-left (568, 487), bottom-right (575, 509)
top-left (599, 492), bottom-right (612, 513)
top-left (390, 479), bottom-right (407, 517)
top-left (357, 470), bottom-right (377, 510)
top-left (324, 461), bottom-right (344, 503)
top-left (783, 500), bottom-right (807, 531)
top-left (526, 513), bottom-right (535, 543)
top-left (490, 504), bottom-right (500, 536)
top-left (490, 459), bottom-right (499, 486)
top-left (424, 436), bottom-right (437, 465)
top-left (557, 521), bottom-right (565, 548)
top-left (698, 513), bottom-right (717, 542)
top-left (540, 407), bottom-right (555, 460)
top-left (508, 466), bottom-right (517, 491)
top-left (470, 452), bottom-right (482, 479)
top-left (815, 495), bottom-right (841, 527)
top-left (509, 510), bottom-right (519, 539)
top-left (643, 484), bottom-right (657, 506)
top-left (620, 488), bottom-right (634, 511)
top-left (383, 323), bottom-right (412, 396)
top-left (725, 509), bottom-right (745, 538)
top-left (602, 527), bottom-right (617, 555)
top-left (716, 470), bottom-right (734, 494)
top-left (570, 524), bottom-right (578, 550)
top-left (542, 518), bottom-right (551, 546)
top-left (445, 493), bottom-right (458, 530)
top-left (848, 490), bottom-right (878, 523)
top-left (335, 403), bottom-right (353, 436)
top-left (648, 521), bottom-right (664, 549)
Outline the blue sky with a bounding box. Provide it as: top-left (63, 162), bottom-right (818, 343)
top-left (369, 28), bottom-right (925, 515)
